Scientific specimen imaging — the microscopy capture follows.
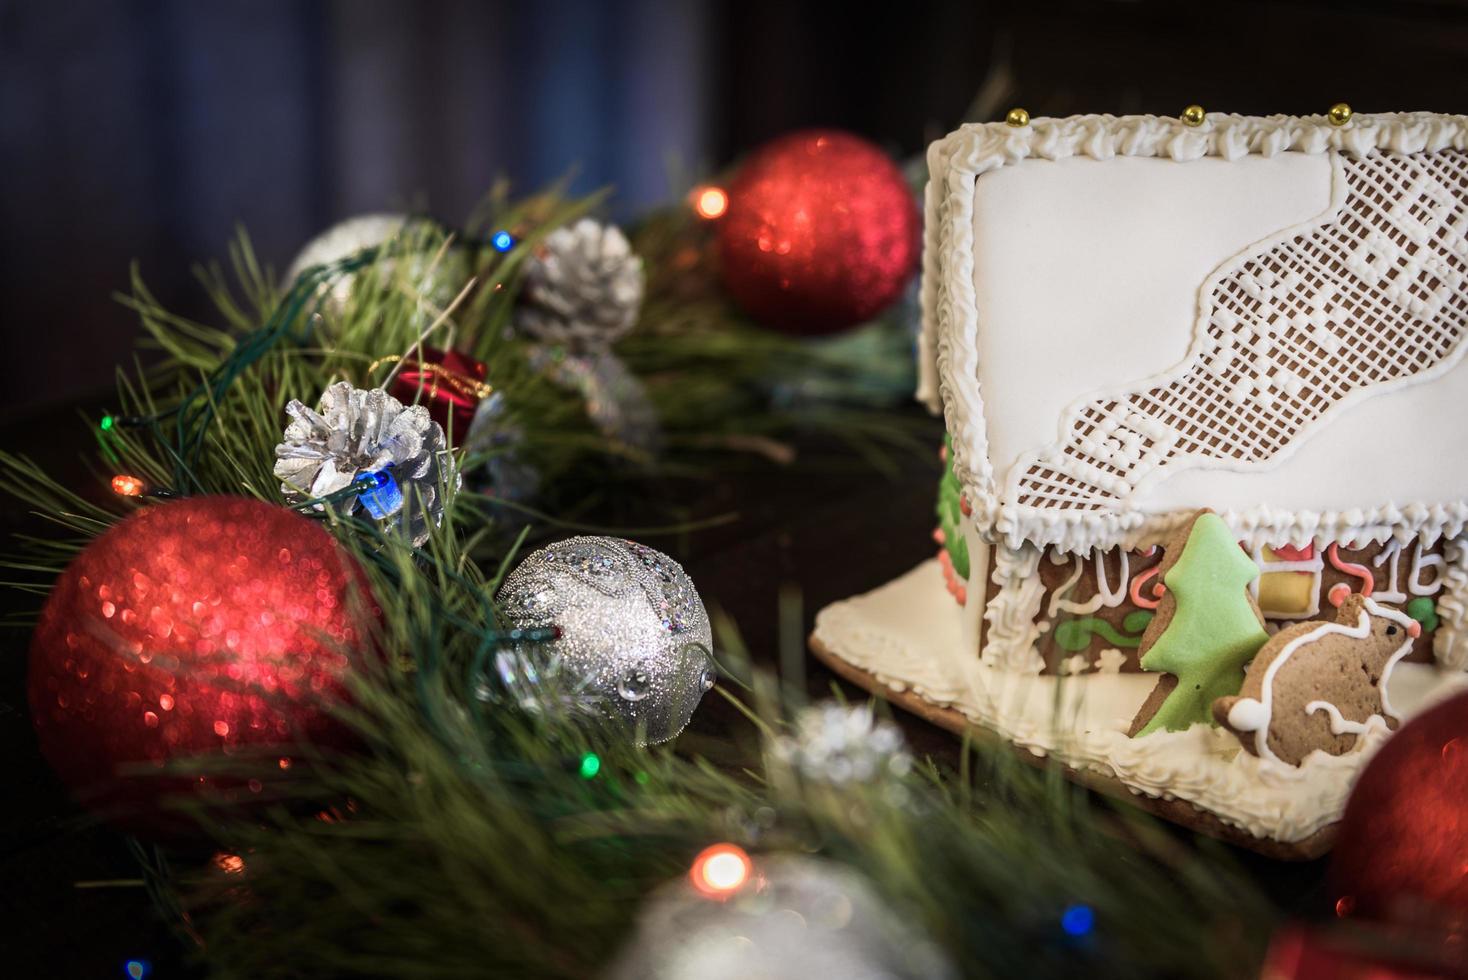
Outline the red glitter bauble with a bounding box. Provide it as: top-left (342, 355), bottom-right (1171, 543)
top-left (1331, 691), bottom-right (1468, 929)
top-left (28, 496), bottom-right (378, 825)
top-left (716, 129), bottom-right (920, 335)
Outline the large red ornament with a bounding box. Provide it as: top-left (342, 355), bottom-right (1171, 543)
top-left (1331, 690), bottom-right (1468, 930)
top-left (28, 496), bottom-right (378, 825)
top-left (716, 130), bottom-right (920, 335)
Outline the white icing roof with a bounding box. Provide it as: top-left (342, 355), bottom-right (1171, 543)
top-left (920, 112), bottom-right (1468, 553)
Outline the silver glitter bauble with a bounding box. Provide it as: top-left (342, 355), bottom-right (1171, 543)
top-left (608, 855), bottom-right (955, 980)
top-left (274, 382), bottom-right (460, 546)
top-left (283, 213), bottom-right (469, 320)
top-left (775, 702), bottom-right (912, 786)
top-left (496, 537), bottom-right (715, 743)
top-left (515, 218), bottom-right (644, 351)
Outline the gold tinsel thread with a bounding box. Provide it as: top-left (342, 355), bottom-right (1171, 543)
top-left (1181, 105), bottom-right (1206, 127)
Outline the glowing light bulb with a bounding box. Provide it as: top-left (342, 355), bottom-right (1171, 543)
top-left (213, 852), bottom-right (246, 875)
top-left (111, 475), bottom-right (145, 497)
top-left (578, 752), bottom-right (601, 779)
top-left (690, 842), bottom-right (752, 898)
top-left (491, 230), bottom-right (516, 252)
top-left (691, 185), bottom-right (729, 220)
top-left (1061, 903), bottom-right (1094, 936)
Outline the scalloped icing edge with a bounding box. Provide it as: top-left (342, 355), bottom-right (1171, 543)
top-left (920, 111), bottom-right (1468, 556)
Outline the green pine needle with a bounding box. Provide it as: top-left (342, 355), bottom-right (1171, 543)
top-left (2, 186), bottom-right (1278, 979)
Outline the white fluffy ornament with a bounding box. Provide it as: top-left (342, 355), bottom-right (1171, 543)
top-left (608, 855), bottom-right (955, 980)
top-left (283, 213), bottom-right (468, 319)
top-left (274, 382), bottom-right (460, 545)
top-left (775, 702), bottom-right (913, 785)
top-left (496, 536), bottom-right (715, 743)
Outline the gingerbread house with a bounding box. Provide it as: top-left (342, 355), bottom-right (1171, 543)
top-left (813, 110), bottom-right (1468, 858)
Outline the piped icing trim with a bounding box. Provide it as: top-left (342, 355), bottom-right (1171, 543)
top-left (922, 111), bottom-right (1468, 555)
top-left (1433, 536), bottom-right (1468, 669)
top-left (997, 501), bottom-right (1468, 555)
top-left (981, 542), bottom-right (1045, 673)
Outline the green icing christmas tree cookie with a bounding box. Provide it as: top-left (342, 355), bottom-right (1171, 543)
top-left (934, 435), bottom-right (969, 580)
top-left (1127, 510), bottom-right (1269, 738)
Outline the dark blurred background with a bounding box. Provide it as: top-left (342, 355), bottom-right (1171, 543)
top-left (8, 0), bottom-right (1468, 416)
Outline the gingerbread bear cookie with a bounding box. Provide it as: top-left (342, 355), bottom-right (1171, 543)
top-left (1127, 510), bottom-right (1269, 737)
top-left (1213, 593), bottom-right (1421, 767)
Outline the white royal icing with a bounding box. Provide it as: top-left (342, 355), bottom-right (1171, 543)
top-left (982, 542), bottom-right (1045, 673)
top-left (922, 112), bottom-right (1468, 555)
top-left (1372, 540), bottom-right (1408, 603)
top-left (1047, 549), bottom-right (1131, 618)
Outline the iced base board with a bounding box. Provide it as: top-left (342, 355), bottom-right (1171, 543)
top-left (809, 560), bottom-right (1468, 860)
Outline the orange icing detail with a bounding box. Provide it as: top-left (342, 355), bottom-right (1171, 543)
top-left (1129, 565), bottom-right (1164, 609)
top-left (1326, 543), bottom-right (1374, 606)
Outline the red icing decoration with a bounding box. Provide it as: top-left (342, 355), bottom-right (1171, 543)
top-left (27, 497), bottom-right (378, 830)
top-left (716, 130), bottom-right (920, 335)
top-left (1331, 690), bottom-right (1468, 931)
top-left (959, 495), bottom-right (972, 517)
top-left (1270, 543), bottom-right (1316, 563)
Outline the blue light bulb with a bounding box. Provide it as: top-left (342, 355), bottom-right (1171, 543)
top-left (491, 230), bottom-right (515, 252)
top-left (1060, 903), bottom-right (1094, 937)
top-left (355, 468), bottom-right (403, 519)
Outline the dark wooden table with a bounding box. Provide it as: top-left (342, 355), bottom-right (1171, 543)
top-left (0, 395), bottom-right (1326, 975)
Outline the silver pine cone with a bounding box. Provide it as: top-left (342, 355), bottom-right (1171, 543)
top-left (515, 218), bottom-right (644, 350)
top-left (274, 381), bottom-right (460, 545)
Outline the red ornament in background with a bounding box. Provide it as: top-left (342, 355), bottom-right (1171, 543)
top-left (716, 129), bottom-right (920, 335)
top-left (28, 496), bottom-right (378, 826)
top-left (1331, 690), bottom-right (1468, 930)
top-left (386, 346), bottom-right (493, 435)
top-left (1258, 925), bottom-right (1456, 980)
